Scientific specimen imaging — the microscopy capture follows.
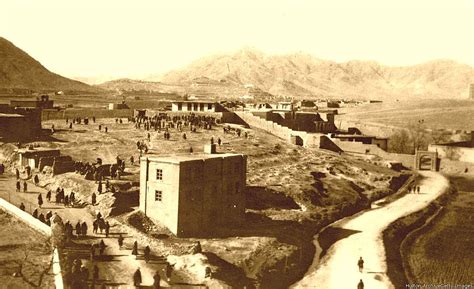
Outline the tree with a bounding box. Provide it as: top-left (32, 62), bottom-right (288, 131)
top-left (388, 129), bottom-right (412, 154)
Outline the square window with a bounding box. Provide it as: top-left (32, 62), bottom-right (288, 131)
top-left (155, 190), bottom-right (162, 202)
top-left (156, 169), bottom-right (163, 180)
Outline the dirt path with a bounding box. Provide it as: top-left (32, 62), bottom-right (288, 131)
top-left (0, 173), bottom-right (178, 288)
top-left (291, 171), bottom-right (449, 289)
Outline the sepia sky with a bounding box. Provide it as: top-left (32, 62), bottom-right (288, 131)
top-left (0, 0), bottom-right (473, 79)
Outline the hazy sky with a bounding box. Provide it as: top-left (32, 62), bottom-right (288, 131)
top-left (1, 0), bottom-right (473, 79)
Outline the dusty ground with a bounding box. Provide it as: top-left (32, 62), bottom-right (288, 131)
top-left (0, 210), bottom-right (55, 289)
top-left (291, 171), bottom-right (449, 289)
top-left (1, 116), bottom-right (408, 288)
top-left (338, 99), bottom-right (474, 131)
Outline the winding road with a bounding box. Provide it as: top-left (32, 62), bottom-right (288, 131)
top-left (292, 171), bottom-right (449, 289)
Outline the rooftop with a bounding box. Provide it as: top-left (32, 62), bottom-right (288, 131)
top-left (172, 100), bottom-right (217, 104)
top-left (0, 113), bottom-right (24, 118)
top-left (141, 152), bottom-right (244, 164)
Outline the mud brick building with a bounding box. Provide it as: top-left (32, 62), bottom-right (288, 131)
top-left (139, 148), bottom-right (247, 237)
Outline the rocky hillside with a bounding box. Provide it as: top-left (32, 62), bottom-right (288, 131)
top-left (149, 48), bottom-right (474, 100)
top-left (0, 37), bottom-right (98, 94)
top-left (97, 78), bottom-right (185, 95)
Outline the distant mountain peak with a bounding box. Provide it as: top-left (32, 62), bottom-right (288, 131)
top-left (0, 37), bottom-right (98, 93)
top-left (156, 49), bottom-right (474, 100)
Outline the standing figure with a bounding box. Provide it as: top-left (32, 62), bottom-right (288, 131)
top-left (99, 239), bottom-right (106, 255)
top-left (75, 221), bottom-right (81, 237)
top-left (92, 192), bottom-right (97, 205)
top-left (37, 193), bottom-right (43, 208)
top-left (118, 234), bottom-right (124, 248)
top-left (46, 190), bottom-right (52, 202)
top-left (16, 181), bottom-right (21, 192)
top-left (19, 202), bottom-right (25, 211)
top-left (105, 221), bottom-right (110, 238)
top-left (92, 265), bottom-right (99, 282)
top-left (358, 279), bottom-right (364, 289)
top-left (23, 181), bottom-right (28, 193)
top-left (144, 246), bottom-right (151, 263)
top-left (165, 263), bottom-right (172, 282)
top-left (358, 257), bottom-right (364, 272)
top-left (81, 222), bottom-right (88, 236)
top-left (153, 271), bottom-right (161, 289)
top-left (133, 268), bottom-right (142, 287)
top-left (132, 240), bottom-right (138, 255)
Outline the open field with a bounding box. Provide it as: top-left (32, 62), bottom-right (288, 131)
top-left (402, 175), bottom-right (474, 285)
top-left (0, 210), bottom-right (54, 289)
top-left (338, 99), bottom-right (474, 131)
top-left (0, 115), bottom-right (412, 287)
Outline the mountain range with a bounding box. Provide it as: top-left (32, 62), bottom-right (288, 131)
top-left (148, 48), bottom-right (474, 100)
top-left (0, 37), bottom-right (97, 94)
top-left (1, 36), bottom-right (473, 100)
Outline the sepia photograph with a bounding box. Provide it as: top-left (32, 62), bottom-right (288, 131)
top-left (0, 1), bottom-right (473, 288)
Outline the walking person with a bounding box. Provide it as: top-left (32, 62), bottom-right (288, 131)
top-left (132, 240), bottom-right (138, 256)
top-left (75, 221), bottom-right (81, 237)
top-left (417, 186), bottom-right (421, 194)
top-left (144, 245), bottom-right (151, 263)
top-left (99, 239), bottom-right (106, 255)
top-left (357, 279), bottom-right (364, 289)
top-left (91, 192), bottom-right (97, 205)
top-left (165, 263), bottom-right (172, 282)
top-left (358, 257), bottom-right (364, 273)
top-left (92, 264), bottom-right (99, 282)
top-left (81, 222), bottom-right (88, 236)
top-left (153, 271), bottom-right (161, 289)
top-left (118, 234), bottom-right (124, 248)
top-left (105, 221), bottom-right (110, 238)
top-left (16, 181), bottom-right (21, 192)
top-left (46, 190), bottom-right (51, 202)
top-left (37, 193), bottom-right (43, 208)
top-left (133, 268), bottom-right (142, 287)
top-left (23, 181), bottom-right (28, 193)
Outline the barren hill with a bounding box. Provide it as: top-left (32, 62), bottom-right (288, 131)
top-left (149, 48), bottom-right (474, 100)
top-left (0, 37), bottom-right (98, 94)
top-left (97, 78), bottom-right (185, 95)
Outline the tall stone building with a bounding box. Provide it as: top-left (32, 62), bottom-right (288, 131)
top-left (139, 147), bottom-right (247, 237)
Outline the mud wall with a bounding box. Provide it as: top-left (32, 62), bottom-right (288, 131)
top-left (42, 108), bottom-right (133, 120)
top-left (332, 139), bottom-right (414, 168)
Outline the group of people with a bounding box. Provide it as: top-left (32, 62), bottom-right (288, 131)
top-left (31, 208), bottom-right (53, 226)
top-left (64, 258), bottom-right (103, 289)
top-left (410, 184), bottom-right (422, 194)
top-left (46, 187), bottom-right (76, 207)
top-left (133, 113), bottom-right (218, 134)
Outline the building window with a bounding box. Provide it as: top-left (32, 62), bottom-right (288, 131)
top-left (208, 103), bottom-right (213, 110)
top-left (200, 103), bottom-right (204, 111)
top-left (155, 190), bottom-right (162, 202)
top-left (177, 103), bottom-right (182, 110)
top-left (156, 169), bottom-right (163, 180)
top-left (187, 103), bottom-right (191, 111)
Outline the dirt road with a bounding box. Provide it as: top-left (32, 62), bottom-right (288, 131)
top-left (0, 173), bottom-right (183, 288)
top-left (291, 171), bottom-right (449, 289)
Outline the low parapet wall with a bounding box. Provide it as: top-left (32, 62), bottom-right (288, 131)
top-left (0, 198), bottom-right (64, 289)
top-left (42, 108), bottom-right (133, 120)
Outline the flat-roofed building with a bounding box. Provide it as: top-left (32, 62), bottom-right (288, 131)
top-left (171, 101), bottom-right (225, 113)
top-left (139, 148), bottom-right (246, 237)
